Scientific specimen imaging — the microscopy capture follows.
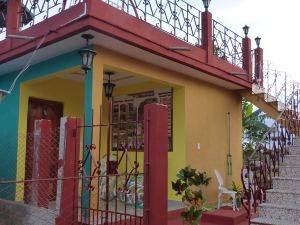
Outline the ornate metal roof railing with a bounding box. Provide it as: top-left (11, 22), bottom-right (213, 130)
top-left (213, 19), bottom-right (243, 68)
top-left (104, 0), bottom-right (202, 46)
top-left (0, 1), bottom-right (6, 40)
top-left (20, 0), bottom-right (83, 30)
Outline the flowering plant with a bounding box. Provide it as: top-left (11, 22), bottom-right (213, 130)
top-left (172, 166), bottom-right (211, 224)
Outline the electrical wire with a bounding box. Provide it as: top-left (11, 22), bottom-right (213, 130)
top-left (7, 32), bottom-right (49, 93)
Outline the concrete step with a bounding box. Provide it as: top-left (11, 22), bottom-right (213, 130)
top-left (251, 217), bottom-right (299, 225)
top-left (266, 189), bottom-right (300, 206)
top-left (279, 165), bottom-right (300, 178)
top-left (288, 146), bottom-right (300, 155)
top-left (282, 154), bottom-right (300, 166)
top-left (272, 177), bottom-right (300, 191)
top-left (259, 203), bottom-right (300, 224)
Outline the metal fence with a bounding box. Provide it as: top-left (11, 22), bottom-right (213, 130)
top-left (104, 0), bottom-right (202, 46)
top-left (20, 0), bottom-right (83, 30)
top-left (0, 1), bottom-right (6, 41)
top-left (212, 19), bottom-right (243, 68)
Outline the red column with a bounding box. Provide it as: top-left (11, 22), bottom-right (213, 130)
top-left (254, 47), bottom-right (264, 86)
top-left (32, 119), bottom-right (52, 208)
top-left (201, 11), bottom-right (213, 63)
top-left (242, 37), bottom-right (252, 81)
top-left (6, 0), bottom-right (21, 34)
top-left (144, 104), bottom-right (168, 225)
top-left (56, 117), bottom-right (81, 225)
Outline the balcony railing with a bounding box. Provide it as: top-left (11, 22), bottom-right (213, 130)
top-left (213, 19), bottom-right (243, 68)
top-left (20, 0), bottom-right (83, 30)
top-left (0, 1), bottom-right (6, 40)
top-left (104, 0), bottom-right (202, 46)
top-left (0, 0), bottom-right (251, 72)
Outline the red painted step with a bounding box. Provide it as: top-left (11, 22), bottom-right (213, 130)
top-left (168, 207), bottom-right (249, 225)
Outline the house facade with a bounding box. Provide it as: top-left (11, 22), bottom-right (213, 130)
top-left (0, 0), bottom-right (262, 224)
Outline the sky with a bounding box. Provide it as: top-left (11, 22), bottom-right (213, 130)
top-left (191, 0), bottom-right (300, 83)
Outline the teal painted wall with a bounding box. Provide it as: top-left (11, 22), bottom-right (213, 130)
top-left (0, 49), bottom-right (92, 199)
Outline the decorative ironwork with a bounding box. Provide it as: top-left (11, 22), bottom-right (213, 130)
top-left (20, 0), bottom-right (83, 30)
top-left (0, 1), bottom-right (6, 41)
top-left (77, 103), bottom-right (145, 224)
top-left (241, 86), bottom-right (300, 218)
top-left (104, 0), bottom-right (202, 46)
top-left (213, 19), bottom-right (243, 68)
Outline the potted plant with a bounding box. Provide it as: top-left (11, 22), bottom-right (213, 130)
top-left (172, 166), bottom-right (211, 225)
top-left (231, 181), bottom-right (243, 209)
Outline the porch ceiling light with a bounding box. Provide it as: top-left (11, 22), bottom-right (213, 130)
top-left (255, 36), bottom-right (261, 48)
top-left (242, 25), bottom-right (250, 37)
top-left (0, 89), bottom-right (9, 103)
top-left (78, 34), bottom-right (96, 74)
top-left (202, 0), bottom-right (211, 11)
top-left (103, 71), bottom-right (116, 99)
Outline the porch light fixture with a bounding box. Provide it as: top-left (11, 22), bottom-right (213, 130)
top-left (255, 36), bottom-right (261, 48)
top-left (0, 89), bottom-right (9, 103)
top-left (78, 34), bottom-right (96, 74)
top-left (103, 71), bottom-right (116, 99)
top-left (202, 0), bottom-right (211, 11)
top-left (242, 25), bottom-right (250, 37)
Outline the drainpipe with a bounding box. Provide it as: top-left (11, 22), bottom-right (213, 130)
top-left (227, 112), bottom-right (232, 187)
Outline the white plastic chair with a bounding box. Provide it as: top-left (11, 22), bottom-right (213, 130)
top-left (214, 169), bottom-right (238, 211)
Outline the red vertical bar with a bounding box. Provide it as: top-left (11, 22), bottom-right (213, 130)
top-left (6, 0), bottom-right (21, 34)
top-left (55, 117), bottom-right (81, 225)
top-left (144, 104), bottom-right (168, 225)
top-left (32, 119), bottom-right (52, 208)
top-left (254, 47), bottom-right (264, 86)
top-left (201, 11), bottom-right (213, 63)
top-left (242, 37), bottom-right (252, 81)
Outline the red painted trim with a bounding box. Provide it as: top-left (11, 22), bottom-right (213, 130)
top-left (202, 11), bottom-right (213, 63)
top-left (144, 104), bottom-right (168, 225)
top-left (6, 0), bottom-right (21, 34)
top-left (254, 47), bottom-right (263, 86)
top-left (242, 37), bottom-right (252, 81)
top-left (33, 119), bottom-right (52, 208)
top-left (55, 117), bottom-right (81, 225)
top-left (0, 0), bottom-right (252, 88)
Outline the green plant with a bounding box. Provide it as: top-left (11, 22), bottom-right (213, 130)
top-left (172, 166), bottom-right (211, 225)
top-left (231, 181), bottom-right (243, 208)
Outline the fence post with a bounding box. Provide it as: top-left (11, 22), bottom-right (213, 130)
top-left (31, 119), bottom-right (52, 208)
top-left (144, 103), bottom-right (168, 225)
top-left (6, 0), bottom-right (21, 34)
top-left (242, 37), bottom-right (252, 81)
top-left (201, 10), bottom-right (213, 63)
top-left (254, 47), bottom-right (264, 86)
top-left (55, 117), bottom-right (81, 225)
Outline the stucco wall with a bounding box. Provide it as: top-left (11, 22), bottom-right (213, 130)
top-left (92, 47), bottom-right (243, 203)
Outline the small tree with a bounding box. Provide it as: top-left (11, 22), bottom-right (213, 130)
top-left (172, 166), bottom-right (211, 225)
top-left (242, 99), bottom-right (269, 160)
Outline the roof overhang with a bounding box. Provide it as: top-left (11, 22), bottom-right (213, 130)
top-left (0, 0), bottom-right (251, 90)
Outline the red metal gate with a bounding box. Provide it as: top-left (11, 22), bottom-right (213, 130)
top-left (0, 103), bottom-right (168, 225)
top-left (72, 102), bottom-right (169, 225)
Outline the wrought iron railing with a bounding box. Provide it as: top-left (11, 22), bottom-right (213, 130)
top-left (212, 19), bottom-right (243, 68)
top-left (20, 0), bottom-right (83, 30)
top-left (104, 0), bottom-right (202, 46)
top-left (241, 85), bottom-right (300, 218)
top-left (263, 62), bottom-right (296, 106)
top-left (0, 1), bottom-right (6, 41)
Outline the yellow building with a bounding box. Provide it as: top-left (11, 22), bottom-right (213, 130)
top-left (0, 0), bottom-right (257, 224)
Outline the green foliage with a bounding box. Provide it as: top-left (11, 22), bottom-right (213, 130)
top-left (242, 98), bottom-right (269, 160)
top-left (231, 181), bottom-right (243, 199)
top-left (172, 166), bottom-right (211, 224)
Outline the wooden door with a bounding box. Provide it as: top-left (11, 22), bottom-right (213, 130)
top-left (24, 98), bottom-right (63, 204)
